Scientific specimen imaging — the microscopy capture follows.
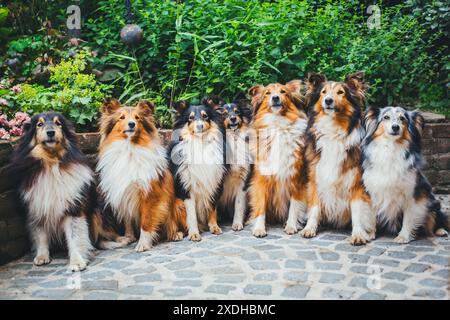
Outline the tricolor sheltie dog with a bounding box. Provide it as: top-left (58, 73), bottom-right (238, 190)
top-left (247, 80), bottom-right (308, 237)
top-left (217, 99), bottom-right (253, 231)
top-left (363, 106), bottom-right (449, 243)
top-left (97, 99), bottom-right (185, 252)
top-left (169, 98), bottom-right (226, 241)
top-left (301, 72), bottom-right (376, 245)
top-left (6, 113), bottom-right (95, 271)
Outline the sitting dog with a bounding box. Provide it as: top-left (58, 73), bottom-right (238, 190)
top-left (97, 99), bottom-right (185, 252)
top-left (301, 72), bottom-right (375, 245)
top-left (217, 98), bottom-right (253, 231)
top-left (169, 98), bottom-right (226, 241)
top-left (362, 106), bottom-right (449, 243)
top-left (247, 80), bottom-right (308, 237)
top-left (6, 112), bottom-right (95, 271)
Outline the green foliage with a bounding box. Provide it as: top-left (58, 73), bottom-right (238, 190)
top-left (2, 51), bottom-right (112, 130)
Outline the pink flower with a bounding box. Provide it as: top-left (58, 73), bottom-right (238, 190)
top-left (0, 98), bottom-right (8, 106)
top-left (10, 85), bottom-right (22, 94)
top-left (14, 112), bottom-right (30, 124)
top-left (0, 114), bottom-right (8, 127)
top-left (0, 128), bottom-right (10, 140)
top-left (9, 126), bottom-right (23, 137)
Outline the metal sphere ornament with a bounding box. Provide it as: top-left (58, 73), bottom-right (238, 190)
top-left (120, 0), bottom-right (143, 46)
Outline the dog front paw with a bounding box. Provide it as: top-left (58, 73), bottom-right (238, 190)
top-left (252, 228), bottom-right (267, 238)
top-left (284, 224), bottom-right (298, 235)
top-left (300, 227), bottom-right (317, 238)
top-left (232, 223), bottom-right (244, 231)
top-left (209, 224), bottom-right (222, 235)
top-left (171, 232), bottom-right (184, 241)
top-left (69, 258), bottom-right (87, 272)
top-left (117, 236), bottom-right (136, 245)
top-left (394, 233), bottom-right (412, 244)
top-left (188, 232), bottom-right (202, 242)
top-left (33, 255), bottom-right (51, 266)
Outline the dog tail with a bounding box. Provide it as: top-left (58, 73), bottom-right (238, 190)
top-left (90, 207), bottom-right (128, 250)
top-left (165, 198), bottom-right (187, 241)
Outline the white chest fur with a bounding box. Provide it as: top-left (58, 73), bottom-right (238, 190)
top-left (363, 138), bottom-right (416, 228)
top-left (314, 116), bottom-right (363, 219)
top-left (172, 132), bottom-right (225, 220)
top-left (258, 114), bottom-right (307, 180)
top-left (97, 140), bottom-right (167, 220)
top-left (22, 162), bottom-right (93, 232)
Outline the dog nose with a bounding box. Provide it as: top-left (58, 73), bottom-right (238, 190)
top-left (392, 124), bottom-right (400, 132)
top-left (325, 97), bottom-right (333, 106)
top-left (196, 123), bottom-right (203, 132)
top-left (128, 121), bottom-right (136, 129)
top-left (46, 130), bottom-right (55, 138)
top-left (272, 95), bottom-right (280, 103)
top-left (230, 116), bottom-right (237, 123)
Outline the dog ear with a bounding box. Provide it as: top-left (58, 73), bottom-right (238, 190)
top-left (285, 79), bottom-right (303, 94)
top-left (136, 100), bottom-right (155, 117)
top-left (408, 111), bottom-right (425, 138)
top-left (363, 107), bottom-right (380, 138)
top-left (248, 85), bottom-right (264, 98)
top-left (102, 98), bottom-right (121, 114)
top-left (345, 71), bottom-right (368, 96)
top-left (307, 73), bottom-right (327, 94)
top-left (172, 100), bottom-right (189, 114)
top-left (203, 95), bottom-right (225, 112)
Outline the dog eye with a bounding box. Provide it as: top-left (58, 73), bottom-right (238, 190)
top-left (189, 115), bottom-right (195, 121)
top-left (135, 115), bottom-right (140, 120)
top-left (120, 115), bottom-right (125, 120)
top-left (322, 90), bottom-right (326, 94)
top-left (399, 116), bottom-right (406, 122)
top-left (337, 90), bottom-right (344, 95)
top-left (265, 91), bottom-right (271, 95)
top-left (202, 113), bottom-right (209, 119)
top-left (56, 122), bottom-right (62, 127)
top-left (280, 90), bottom-right (286, 94)
top-left (383, 115), bottom-right (390, 120)
top-left (37, 122), bottom-right (43, 127)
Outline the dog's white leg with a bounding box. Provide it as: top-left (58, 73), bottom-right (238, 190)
top-left (300, 205), bottom-right (320, 238)
top-left (395, 200), bottom-right (427, 244)
top-left (63, 216), bottom-right (93, 272)
top-left (32, 227), bottom-right (51, 266)
top-left (252, 214), bottom-right (267, 238)
top-left (185, 198), bottom-right (201, 241)
top-left (232, 183), bottom-right (246, 231)
top-left (350, 200), bottom-right (376, 245)
top-left (285, 199), bottom-right (306, 235)
top-left (135, 229), bottom-right (157, 252)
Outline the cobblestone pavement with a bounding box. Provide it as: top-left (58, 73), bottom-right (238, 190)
top-left (0, 195), bottom-right (448, 300)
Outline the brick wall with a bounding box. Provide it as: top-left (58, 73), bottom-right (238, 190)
top-left (0, 117), bottom-right (448, 265)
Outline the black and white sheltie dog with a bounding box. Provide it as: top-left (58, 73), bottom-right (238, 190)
top-left (169, 98), bottom-right (226, 241)
top-left (363, 106), bottom-right (449, 243)
top-left (217, 98), bottom-right (253, 231)
top-left (6, 112), bottom-right (95, 271)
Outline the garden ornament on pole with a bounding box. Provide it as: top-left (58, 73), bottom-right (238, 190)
top-left (120, 0), bottom-right (143, 46)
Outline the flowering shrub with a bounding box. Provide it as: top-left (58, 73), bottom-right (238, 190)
top-left (0, 111), bottom-right (30, 140)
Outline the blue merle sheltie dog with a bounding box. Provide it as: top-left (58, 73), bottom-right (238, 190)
top-left (362, 106), bottom-right (449, 243)
top-left (301, 72), bottom-right (376, 245)
top-left (5, 113), bottom-right (99, 271)
top-left (217, 97), bottom-right (253, 231)
top-left (169, 98), bottom-right (226, 241)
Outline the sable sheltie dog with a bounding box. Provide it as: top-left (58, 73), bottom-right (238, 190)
top-left (169, 98), bottom-right (226, 241)
top-left (97, 99), bottom-right (185, 252)
top-left (362, 106), bottom-right (449, 243)
top-left (247, 80), bottom-right (308, 237)
top-left (6, 112), bottom-right (95, 271)
top-left (300, 72), bottom-right (375, 245)
top-left (217, 99), bottom-right (253, 231)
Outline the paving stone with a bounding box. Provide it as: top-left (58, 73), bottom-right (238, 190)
top-left (31, 289), bottom-right (74, 299)
top-left (186, 250), bottom-right (211, 258)
top-left (319, 272), bottom-right (346, 284)
top-left (133, 274), bottom-right (162, 282)
top-left (373, 259), bottom-right (400, 267)
top-left (420, 255), bottom-right (449, 266)
top-left (285, 259), bottom-right (306, 269)
top-left (220, 246), bottom-right (244, 255)
top-left (387, 251), bottom-right (416, 260)
top-left (147, 256), bottom-right (175, 264)
top-left (39, 278), bottom-right (69, 288)
top-left (249, 261), bottom-right (280, 270)
top-left (404, 263), bottom-right (430, 273)
top-left (121, 285), bottom-right (154, 295)
top-left (348, 276), bottom-right (369, 289)
top-left (381, 272), bottom-right (412, 281)
top-left (243, 284), bottom-right (272, 296)
top-left (165, 259), bottom-right (195, 270)
top-left (432, 269), bottom-right (449, 279)
top-left (100, 260), bottom-right (133, 270)
top-left (82, 280), bottom-right (118, 291)
top-left (283, 272), bottom-right (308, 282)
top-left (296, 251), bottom-right (318, 260)
top-left (350, 265), bottom-right (369, 274)
top-left (214, 275), bottom-right (246, 284)
top-left (319, 251), bottom-right (340, 261)
top-left (254, 244), bottom-right (282, 251)
top-left (410, 239), bottom-right (434, 246)
top-left (313, 262), bottom-right (342, 271)
top-left (84, 291), bottom-right (119, 300)
top-left (419, 278), bottom-right (448, 288)
top-left (209, 266), bottom-right (243, 274)
top-left (159, 288), bottom-right (191, 297)
top-left (383, 283), bottom-right (408, 294)
top-left (173, 280), bottom-right (202, 287)
top-left (335, 243), bottom-right (362, 252)
top-left (281, 285), bottom-right (309, 298)
top-left (320, 234), bottom-right (348, 241)
top-left (122, 267), bottom-right (156, 275)
top-left (358, 292), bottom-right (386, 300)
top-left (265, 251), bottom-right (287, 259)
top-left (174, 270), bottom-right (203, 279)
top-left (322, 287), bottom-right (354, 299)
top-left (240, 252), bottom-right (261, 261)
top-left (366, 248), bottom-right (386, 256)
top-left (413, 289), bottom-right (446, 299)
top-left (205, 285), bottom-right (236, 295)
top-left (120, 252), bottom-right (147, 260)
top-left (254, 272), bottom-right (278, 281)
top-left (348, 254), bottom-right (370, 264)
